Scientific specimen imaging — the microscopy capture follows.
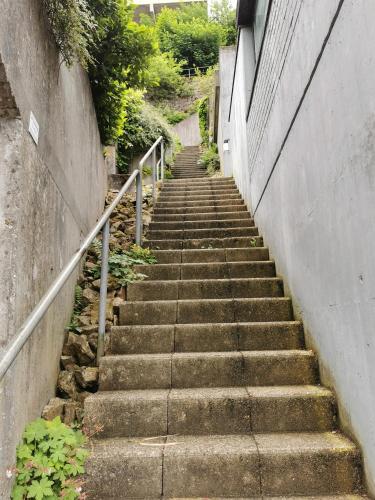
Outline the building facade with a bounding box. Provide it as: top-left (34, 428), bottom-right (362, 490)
top-left (218, 0), bottom-right (375, 494)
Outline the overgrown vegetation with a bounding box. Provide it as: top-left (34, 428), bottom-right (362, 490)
top-left (11, 417), bottom-right (88, 500)
top-left (42, 0), bottom-right (236, 171)
top-left (116, 90), bottom-right (177, 173)
top-left (198, 143), bottom-right (220, 175)
top-left (42, 0), bottom-right (96, 68)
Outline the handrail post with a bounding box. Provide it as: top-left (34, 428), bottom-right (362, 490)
top-left (135, 171), bottom-right (142, 246)
top-left (152, 147), bottom-right (157, 205)
top-left (97, 220), bottom-right (110, 363)
top-left (161, 140), bottom-right (165, 180)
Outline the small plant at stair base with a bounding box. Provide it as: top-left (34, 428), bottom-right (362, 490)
top-left (198, 143), bottom-right (220, 175)
top-left (164, 168), bottom-right (174, 179)
top-left (250, 238), bottom-right (258, 247)
top-left (11, 417), bottom-right (88, 500)
top-left (142, 165), bottom-right (153, 177)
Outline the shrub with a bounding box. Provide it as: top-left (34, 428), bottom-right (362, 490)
top-left (145, 52), bottom-right (188, 101)
top-left (199, 144), bottom-right (220, 175)
top-left (198, 96), bottom-right (209, 145)
top-left (159, 105), bottom-right (188, 125)
top-left (155, 6), bottom-right (224, 70)
top-left (88, 0), bottom-right (156, 144)
top-left (42, 0), bottom-right (96, 68)
top-left (11, 417), bottom-right (88, 500)
top-left (117, 90), bottom-right (177, 173)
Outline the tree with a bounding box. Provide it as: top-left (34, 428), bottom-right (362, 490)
top-left (155, 6), bottom-right (224, 70)
top-left (210, 0), bottom-right (237, 46)
top-left (88, 0), bottom-right (156, 143)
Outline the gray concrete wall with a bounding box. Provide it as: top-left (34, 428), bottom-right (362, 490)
top-left (173, 113), bottom-right (202, 147)
top-left (0, 1), bottom-right (107, 495)
top-left (223, 0), bottom-right (375, 493)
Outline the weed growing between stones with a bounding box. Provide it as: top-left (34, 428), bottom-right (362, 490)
top-left (10, 417), bottom-right (88, 500)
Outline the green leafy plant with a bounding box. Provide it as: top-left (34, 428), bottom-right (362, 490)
top-left (155, 4), bottom-right (224, 69)
top-left (198, 96), bottom-right (209, 145)
top-left (164, 168), bottom-right (174, 179)
top-left (42, 0), bottom-right (96, 68)
top-left (117, 90), bottom-right (177, 173)
top-left (88, 0), bottom-right (157, 144)
top-left (199, 144), bottom-right (220, 175)
top-left (89, 244), bottom-right (157, 286)
top-left (142, 165), bottom-right (152, 177)
top-left (159, 105), bottom-right (188, 125)
top-left (145, 52), bottom-right (189, 101)
top-left (12, 417), bottom-right (88, 500)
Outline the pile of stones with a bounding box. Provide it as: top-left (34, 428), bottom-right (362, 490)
top-left (42, 186), bottom-right (154, 424)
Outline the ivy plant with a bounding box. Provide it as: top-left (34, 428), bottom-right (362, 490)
top-left (42, 0), bottom-right (96, 68)
top-left (11, 417), bottom-right (88, 500)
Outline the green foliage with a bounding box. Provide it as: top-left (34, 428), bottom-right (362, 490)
top-left (12, 417), bottom-right (88, 500)
top-left (198, 96), bottom-right (209, 145)
top-left (126, 245), bottom-right (157, 264)
top-left (89, 244), bottom-right (157, 287)
top-left (164, 168), bottom-right (174, 179)
top-left (88, 0), bottom-right (156, 144)
top-left (145, 52), bottom-right (188, 101)
top-left (42, 0), bottom-right (96, 68)
top-left (117, 90), bottom-right (176, 173)
top-left (210, 0), bottom-right (237, 46)
top-left (142, 165), bottom-right (152, 177)
top-left (198, 143), bottom-right (220, 175)
top-left (159, 105), bottom-right (188, 125)
top-left (155, 6), bottom-right (224, 70)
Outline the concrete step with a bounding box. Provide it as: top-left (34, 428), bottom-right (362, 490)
top-left (154, 204), bottom-right (248, 214)
top-left (108, 321), bottom-right (304, 354)
top-left (133, 261), bottom-right (275, 280)
top-left (155, 198), bottom-right (245, 208)
top-left (158, 193), bottom-right (242, 202)
top-left (147, 227), bottom-right (258, 240)
top-left (119, 297), bottom-right (293, 325)
top-left (84, 433), bottom-right (362, 498)
top-left (99, 350), bottom-right (318, 391)
top-left (149, 218), bottom-right (254, 230)
top-left (165, 177), bottom-right (232, 184)
top-left (152, 211), bottom-right (252, 222)
top-left (160, 188), bottom-right (238, 196)
top-left (127, 277), bottom-right (283, 301)
top-left (162, 182), bottom-right (236, 191)
top-left (152, 247), bottom-right (269, 263)
top-left (147, 235), bottom-right (263, 250)
top-left (84, 385), bottom-right (336, 439)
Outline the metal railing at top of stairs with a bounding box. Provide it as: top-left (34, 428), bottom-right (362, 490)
top-left (0, 136), bottom-right (166, 382)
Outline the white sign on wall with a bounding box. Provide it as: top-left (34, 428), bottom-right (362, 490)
top-left (28, 111), bottom-right (39, 145)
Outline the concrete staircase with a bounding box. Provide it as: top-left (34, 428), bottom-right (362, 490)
top-left (171, 146), bottom-right (206, 178)
top-left (84, 175), bottom-right (366, 498)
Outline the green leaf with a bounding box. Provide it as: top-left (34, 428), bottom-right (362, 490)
top-left (27, 478), bottom-right (54, 500)
top-left (23, 419), bottom-right (47, 444)
top-left (11, 484), bottom-right (27, 500)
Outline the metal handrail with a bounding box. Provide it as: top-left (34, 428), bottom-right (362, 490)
top-left (139, 136), bottom-right (164, 204)
top-left (0, 169), bottom-right (145, 381)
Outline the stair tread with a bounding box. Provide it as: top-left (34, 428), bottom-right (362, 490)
top-left (87, 431), bottom-right (357, 455)
top-left (87, 385), bottom-right (333, 403)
